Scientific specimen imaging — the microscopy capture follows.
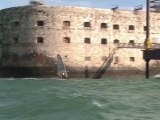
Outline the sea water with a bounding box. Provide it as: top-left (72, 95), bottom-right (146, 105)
top-left (0, 77), bottom-right (160, 120)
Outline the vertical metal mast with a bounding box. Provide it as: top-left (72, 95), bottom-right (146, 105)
top-left (145, 0), bottom-right (151, 78)
top-left (146, 0), bottom-right (150, 42)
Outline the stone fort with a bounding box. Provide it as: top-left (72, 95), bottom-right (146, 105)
top-left (0, 1), bottom-right (160, 77)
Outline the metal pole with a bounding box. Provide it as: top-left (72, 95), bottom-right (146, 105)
top-left (146, 0), bottom-right (150, 40)
top-left (145, 59), bottom-right (150, 78)
top-left (145, 0), bottom-right (150, 78)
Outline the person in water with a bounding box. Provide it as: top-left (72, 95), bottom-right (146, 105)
top-left (62, 72), bottom-right (65, 79)
top-left (61, 72), bottom-right (69, 79)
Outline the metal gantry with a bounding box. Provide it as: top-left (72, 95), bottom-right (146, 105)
top-left (143, 0), bottom-right (160, 78)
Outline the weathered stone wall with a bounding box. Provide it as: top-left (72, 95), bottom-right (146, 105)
top-left (0, 5), bottom-right (160, 73)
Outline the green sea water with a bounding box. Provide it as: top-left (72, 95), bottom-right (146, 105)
top-left (0, 77), bottom-right (160, 120)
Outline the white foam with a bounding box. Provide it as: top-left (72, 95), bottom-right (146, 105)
top-left (92, 100), bottom-right (103, 107)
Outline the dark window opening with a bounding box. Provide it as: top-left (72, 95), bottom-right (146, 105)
top-left (130, 57), bottom-right (135, 62)
top-left (84, 38), bottom-right (91, 44)
top-left (129, 25), bottom-right (135, 30)
top-left (65, 55), bottom-right (68, 58)
top-left (13, 37), bottom-right (19, 44)
top-left (13, 21), bottom-right (20, 27)
top-left (101, 38), bottom-right (107, 44)
top-left (113, 24), bottom-right (119, 30)
top-left (144, 26), bottom-right (147, 31)
top-left (85, 56), bottom-right (91, 61)
top-left (129, 40), bottom-right (135, 45)
top-left (113, 39), bottom-right (119, 44)
top-left (63, 21), bottom-right (70, 28)
top-left (114, 56), bottom-right (119, 64)
top-left (37, 37), bottom-right (44, 43)
top-left (63, 37), bottom-right (70, 43)
top-left (12, 53), bottom-right (19, 62)
top-left (101, 23), bottom-right (107, 28)
top-left (84, 22), bottom-right (91, 27)
top-left (37, 21), bottom-right (44, 26)
top-left (102, 56), bottom-right (107, 61)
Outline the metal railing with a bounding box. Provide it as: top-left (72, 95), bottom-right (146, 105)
top-left (116, 43), bottom-right (160, 49)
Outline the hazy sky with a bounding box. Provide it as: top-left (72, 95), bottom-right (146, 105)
top-left (0, 0), bottom-right (146, 10)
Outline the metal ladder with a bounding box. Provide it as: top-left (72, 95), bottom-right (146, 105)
top-left (93, 48), bottom-right (117, 79)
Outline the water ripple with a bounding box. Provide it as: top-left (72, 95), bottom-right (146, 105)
top-left (0, 77), bottom-right (160, 120)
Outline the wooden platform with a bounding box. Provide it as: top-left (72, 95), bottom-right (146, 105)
top-left (143, 49), bottom-right (160, 60)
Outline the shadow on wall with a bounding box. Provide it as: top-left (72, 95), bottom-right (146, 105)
top-left (0, 51), bottom-right (59, 77)
top-left (1, 51), bottom-right (56, 67)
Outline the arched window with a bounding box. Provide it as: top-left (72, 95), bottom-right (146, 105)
top-left (63, 37), bottom-right (70, 43)
top-left (84, 38), bottom-right (91, 44)
top-left (129, 25), bottom-right (135, 30)
top-left (113, 24), bottom-right (119, 30)
top-left (101, 38), bottom-right (107, 44)
top-left (37, 37), bottom-right (44, 43)
top-left (101, 23), bottom-right (107, 28)
top-left (84, 22), bottom-right (91, 27)
top-left (37, 21), bottom-right (44, 26)
top-left (130, 57), bottom-right (135, 62)
top-left (63, 21), bottom-right (70, 28)
top-left (113, 39), bottom-right (119, 44)
top-left (129, 40), bottom-right (135, 45)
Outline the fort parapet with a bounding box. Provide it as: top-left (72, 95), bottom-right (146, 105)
top-left (0, 4), bottom-right (160, 77)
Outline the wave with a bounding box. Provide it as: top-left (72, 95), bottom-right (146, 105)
top-left (0, 78), bottom-right (16, 81)
top-left (0, 77), bottom-right (160, 120)
top-left (92, 100), bottom-right (103, 107)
